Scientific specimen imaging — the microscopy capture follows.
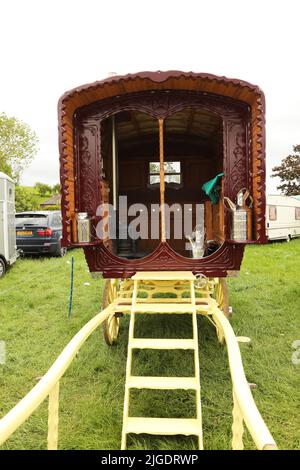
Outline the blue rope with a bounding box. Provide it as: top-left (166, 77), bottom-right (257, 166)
top-left (68, 256), bottom-right (74, 318)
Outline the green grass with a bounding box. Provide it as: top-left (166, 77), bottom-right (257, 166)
top-left (0, 241), bottom-right (300, 450)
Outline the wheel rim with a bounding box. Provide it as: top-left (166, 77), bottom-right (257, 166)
top-left (215, 278), bottom-right (229, 318)
top-left (102, 279), bottom-right (120, 345)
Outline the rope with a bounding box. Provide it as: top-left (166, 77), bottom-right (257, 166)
top-left (68, 256), bottom-right (74, 318)
top-left (0, 264), bottom-right (61, 297)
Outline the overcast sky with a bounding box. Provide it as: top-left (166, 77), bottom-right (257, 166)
top-left (1, 0), bottom-right (299, 193)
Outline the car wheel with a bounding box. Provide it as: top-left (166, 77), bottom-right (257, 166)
top-left (55, 241), bottom-right (67, 257)
top-left (0, 258), bottom-right (6, 278)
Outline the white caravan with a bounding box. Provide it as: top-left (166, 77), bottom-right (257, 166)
top-left (266, 194), bottom-right (300, 242)
top-left (0, 172), bottom-right (18, 277)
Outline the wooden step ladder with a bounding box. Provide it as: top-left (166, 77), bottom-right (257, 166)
top-left (121, 272), bottom-right (203, 450)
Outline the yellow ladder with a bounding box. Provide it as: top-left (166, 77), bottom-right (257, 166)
top-left (121, 272), bottom-right (203, 450)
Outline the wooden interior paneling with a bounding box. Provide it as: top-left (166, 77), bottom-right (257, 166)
top-left (78, 106), bottom-right (224, 258)
top-left (212, 178), bottom-right (225, 244)
top-left (204, 201), bottom-right (213, 240)
top-left (119, 161), bottom-right (146, 191)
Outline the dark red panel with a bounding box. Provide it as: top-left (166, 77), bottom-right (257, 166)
top-left (83, 241), bottom-right (245, 278)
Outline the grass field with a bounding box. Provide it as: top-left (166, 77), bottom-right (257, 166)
top-left (0, 240), bottom-right (300, 450)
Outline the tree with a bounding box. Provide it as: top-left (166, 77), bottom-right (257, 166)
top-left (34, 182), bottom-right (52, 197)
top-left (0, 113), bottom-right (38, 182)
top-left (15, 187), bottom-right (40, 212)
top-left (52, 183), bottom-right (61, 194)
top-left (272, 145), bottom-right (300, 195)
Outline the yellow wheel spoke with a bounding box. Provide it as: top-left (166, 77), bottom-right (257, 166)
top-left (102, 279), bottom-right (121, 345)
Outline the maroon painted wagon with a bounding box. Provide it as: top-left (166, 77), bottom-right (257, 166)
top-left (58, 72), bottom-right (275, 451)
top-left (58, 70), bottom-right (266, 276)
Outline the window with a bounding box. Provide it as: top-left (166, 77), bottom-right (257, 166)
top-left (269, 205), bottom-right (277, 221)
top-left (15, 214), bottom-right (48, 226)
top-left (295, 207), bottom-right (300, 220)
top-left (52, 214), bottom-right (59, 226)
top-left (52, 214), bottom-right (62, 226)
top-left (149, 161), bottom-right (181, 185)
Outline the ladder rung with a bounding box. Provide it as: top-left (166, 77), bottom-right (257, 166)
top-left (130, 338), bottom-right (196, 350)
top-left (125, 417), bottom-right (201, 436)
top-left (127, 376), bottom-right (198, 390)
top-left (133, 303), bottom-right (195, 313)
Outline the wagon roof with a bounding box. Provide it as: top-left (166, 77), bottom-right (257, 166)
top-left (58, 70), bottom-right (265, 115)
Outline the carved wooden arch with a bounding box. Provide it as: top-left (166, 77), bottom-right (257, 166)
top-left (73, 89), bottom-right (251, 277)
top-left (75, 89), bottom-right (251, 207)
top-left (76, 89), bottom-right (249, 121)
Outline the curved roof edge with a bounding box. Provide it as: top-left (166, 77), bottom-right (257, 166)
top-left (58, 70), bottom-right (265, 109)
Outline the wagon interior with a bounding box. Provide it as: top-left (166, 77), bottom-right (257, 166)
top-left (101, 107), bottom-right (224, 259)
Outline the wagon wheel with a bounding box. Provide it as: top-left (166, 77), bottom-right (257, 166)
top-left (214, 278), bottom-right (230, 318)
top-left (213, 278), bottom-right (230, 345)
top-left (102, 279), bottom-right (120, 346)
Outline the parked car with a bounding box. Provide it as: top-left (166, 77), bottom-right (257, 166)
top-left (15, 211), bottom-right (67, 257)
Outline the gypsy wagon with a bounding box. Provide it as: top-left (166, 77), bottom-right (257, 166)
top-left (0, 72), bottom-right (276, 451)
top-left (58, 69), bottom-right (266, 331)
top-left (58, 71), bottom-right (266, 274)
top-left (57, 71), bottom-right (273, 450)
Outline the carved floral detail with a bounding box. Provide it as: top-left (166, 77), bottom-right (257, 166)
top-left (83, 241), bottom-right (244, 277)
top-left (78, 90), bottom-right (248, 122)
top-left (77, 123), bottom-right (100, 215)
top-left (228, 124), bottom-right (247, 194)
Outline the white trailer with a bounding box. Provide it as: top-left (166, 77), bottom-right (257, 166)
top-left (0, 172), bottom-right (18, 277)
top-left (266, 194), bottom-right (300, 242)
